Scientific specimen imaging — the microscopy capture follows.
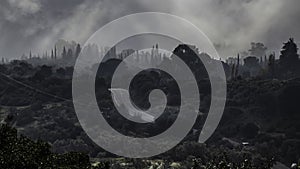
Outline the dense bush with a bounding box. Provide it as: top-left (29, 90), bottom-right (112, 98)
top-left (0, 124), bottom-right (276, 168)
top-left (0, 124), bottom-right (91, 169)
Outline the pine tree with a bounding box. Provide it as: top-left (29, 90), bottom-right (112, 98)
top-left (29, 50), bottom-right (32, 59)
top-left (75, 44), bottom-right (81, 58)
top-left (62, 46), bottom-right (67, 59)
top-left (51, 50), bottom-right (54, 59)
top-left (264, 55), bottom-right (267, 67)
top-left (67, 49), bottom-right (73, 59)
top-left (235, 54), bottom-right (240, 78)
top-left (54, 46), bottom-right (57, 60)
top-left (280, 38), bottom-right (299, 69)
top-left (268, 54), bottom-right (276, 78)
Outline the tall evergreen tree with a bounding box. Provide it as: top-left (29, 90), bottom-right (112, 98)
top-left (75, 44), bottom-right (81, 58)
top-left (54, 46), bottom-right (57, 60)
top-left (29, 50), bottom-right (32, 59)
top-left (235, 54), bottom-right (240, 78)
top-left (62, 46), bottom-right (67, 59)
top-left (264, 55), bottom-right (267, 67)
top-left (51, 50), bottom-right (54, 59)
top-left (280, 38), bottom-right (299, 68)
top-left (67, 49), bottom-right (73, 59)
top-left (268, 54), bottom-right (276, 78)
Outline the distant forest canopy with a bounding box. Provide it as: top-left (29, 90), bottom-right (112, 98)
top-left (0, 38), bottom-right (299, 80)
top-left (1, 39), bottom-right (300, 168)
top-left (226, 38), bottom-right (300, 80)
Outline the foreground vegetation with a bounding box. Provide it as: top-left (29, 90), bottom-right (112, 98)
top-left (0, 124), bottom-right (277, 169)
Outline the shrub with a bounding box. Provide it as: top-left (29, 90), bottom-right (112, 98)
top-left (0, 124), bottom-right (91, 169)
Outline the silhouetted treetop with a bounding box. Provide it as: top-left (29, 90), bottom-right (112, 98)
top-left (279, 38), bottom-right (299, 74)
top-left (280, 38), bottom-right (299, 61)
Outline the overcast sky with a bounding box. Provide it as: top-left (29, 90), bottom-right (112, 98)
top-left (0, 0), bottom-right (299, 59)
